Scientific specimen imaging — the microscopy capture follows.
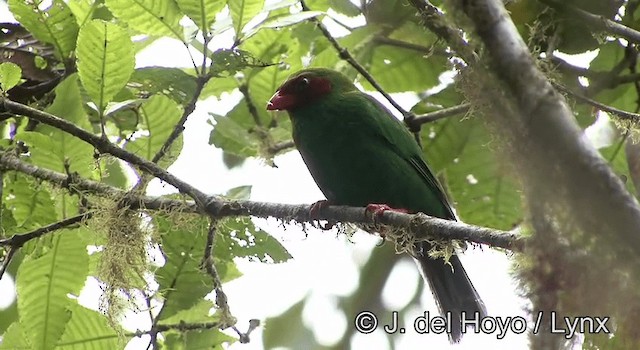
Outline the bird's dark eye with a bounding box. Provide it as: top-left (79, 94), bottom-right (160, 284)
top-left (298, 77), bottom-right (310, 90)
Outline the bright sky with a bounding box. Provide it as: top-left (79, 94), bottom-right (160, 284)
top-left (0, 3), bottom-right (607, 349)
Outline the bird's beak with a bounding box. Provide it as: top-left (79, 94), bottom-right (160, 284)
top-left (267, 90), bottom-right (297, 111)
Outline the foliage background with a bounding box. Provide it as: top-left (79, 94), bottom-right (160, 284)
top-left (0, 0), bottom-right (639, 349)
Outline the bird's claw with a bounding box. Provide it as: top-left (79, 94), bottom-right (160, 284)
top-left (365, 204), bottom-right (409, 241)
top-left (309, 200), bottom-right (329, 219)
top-left (309, 200), bottom-right (335, 230)
top-left (365, 204), bottom-right (408, 220)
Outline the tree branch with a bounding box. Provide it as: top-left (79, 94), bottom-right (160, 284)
top-left (267, 140), bottom-right (295, 155)
top-left (0, 151), bottom-right (523, 251)
top-left (539, 0), bottom-right (640, 45)
top-left (0, 246), bottom-right (17, 280)
top-left (409, 103), bottom-right (471, 127)
top-left (456, 0), bottom-right (640, 254)
top-left (1, 98), bottom-right (210, 208)
top-left (0, 213), bottom-right (88, 248)
top-left (406, 0), bottom-right (477, 65)
top-left (552, 81), bottom-right (640, 124)
top-left (201, 219), bottom-right (235, 326)
top-left (238, 83), bottom-right (262, 127)
top-left (373, 36), bottom-right (444, 56)
top-left (131, 319), bottom-right (259, 343)
top-left (0, 213), bottom-right (89, 280)
top-left (132, 321), bottom-right (226, 337)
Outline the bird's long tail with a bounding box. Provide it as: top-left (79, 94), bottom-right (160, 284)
top-left (414, 247), bottom-right (487, 343)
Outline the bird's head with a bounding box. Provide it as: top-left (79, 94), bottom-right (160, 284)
top-left (267, 68), bottom-right (355, 111)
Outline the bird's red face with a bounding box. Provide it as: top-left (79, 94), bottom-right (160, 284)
top-left (267, 74), bottom-right (332, 111)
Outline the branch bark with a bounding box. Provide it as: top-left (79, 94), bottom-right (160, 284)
top-left (539, 0), bottom-right (640, 45)
top-left (453, 0), bottom-right (640, 254)
top-left (0, 151), bottom-right (523, 252)
top-left (1, 98), bottom-right (210, 208)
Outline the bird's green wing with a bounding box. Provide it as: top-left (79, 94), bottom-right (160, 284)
top-left (354, 92), bottom-right (457, 220)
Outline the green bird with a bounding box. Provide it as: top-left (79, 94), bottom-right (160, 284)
top-left (267, 68), bottom-right (486, 342)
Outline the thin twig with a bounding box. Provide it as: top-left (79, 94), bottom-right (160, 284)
top-left (232, 319), bottom-right (261, 344)
top-left (409, 103), bottom-right (471, 127)
top-left (132, 321), bottom-right (227, 338)
top-left (0, 246), bottom-right (17, 280)
top-left (268, 140), bottom-right (295, 155)
top-left (0, 213), bottom-right (89, 248)
top-left (553, 82), bottom-right (640, 123)
top-left (201, 219), bottom-right (234, 324)
top-left (539, 0), bottom-right (640, 44)
top-left (238, 84), bottom-right (262, 127)
top-left (151, 75), bottom-right (212, 164)
top-left (406, 0), bottom-right (477, 65)
top-left (373, 36), bottom-right (443, 56)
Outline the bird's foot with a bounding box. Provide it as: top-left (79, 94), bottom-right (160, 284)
top-left (309, 200), bottom-right (328, 218)
top-left (309, 200), bottom-right (335, 230)
top-left (365, 204), bottom-right (409, 218)
top-left (365, 204), bottom-right (409, 239)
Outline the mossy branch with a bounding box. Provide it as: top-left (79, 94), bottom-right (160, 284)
top-left (0, 151), bottom-right (523, 254)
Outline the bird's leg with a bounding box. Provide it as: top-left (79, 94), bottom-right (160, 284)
top-left (309, 200), bottom-right (335, 230)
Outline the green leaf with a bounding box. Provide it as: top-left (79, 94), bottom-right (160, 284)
top-left (22, 74), bottom-right (97, 178)
top-left (15, 129), bottom-right (95, 178)
top-left (125, 94), bottom-right (183, 161)
top-left (216, 217), bottom-right (292, 263)
top-left (263, 299), bottom-right (313, 349)
top-left (100, 157), bottom-right (130, 189)
top-left (210, 48), bottom-right (268, 76)
top-left (363, 45), bottom-right (447, 93)
top-left (261, 11), bottom-right (323, 29)
top-left (164, 328), bottom-right (237, 349)
top-left (241, 28), bottom-right (297, 79)
top-left (77, 20), bottom-right (134, 114)
top-left (4, 174), bottom-right (57, 229)
top-left (56, 303), bottom-right (120, 349)
top-left (16, 77), bottom-right (95, 178)
top-left (601, 139), bottom-right (637, 196)
top-left (201, 75), bottom-right (239, 99)
top-left (238, 28), bottom-right (301, 126)
top-left (68, 0), bottom-right (95, 27)
top-left (47, 75), bottom-right (91, 128)
top-left (155, 216), bottom-right (213, 321)
top-left (224, 185), bottom-right (252, 200)
top-left (310, 26), bottom-right (377, 70)
top-left (229, 0), bottom-right (265, 38)
top-left (176, 0), bottom-right (226, 32)
top-left (160, 299), bottom-right (216, 324)
top-left (590, 41), bottom-right (625, 72)
top-left (0, 62), bottom-right (22, 92)
top-left (8, 0), bottom-right (79, 59)
top-left (208, 112), bottom-right (260, 157)
top-left (0, 322), bottom-right (30, 350)
top-left (309, 0), bottom-right (360, 16)
top-left (422, 115), bottom-right (522, 230)
top-left (16, 230), bottom-right (89, 350)
top-left (105, 0), bottom-right (183, 38)
top-left (130, 67), bottom-right (199, 105)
